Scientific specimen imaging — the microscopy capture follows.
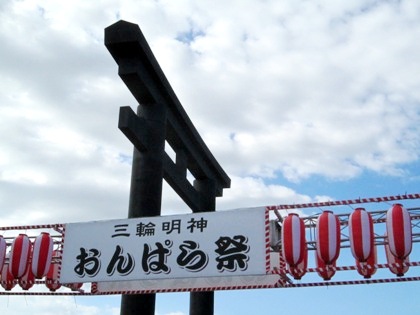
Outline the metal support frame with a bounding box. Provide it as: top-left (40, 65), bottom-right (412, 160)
top-left (105, 20), bottom-right (230, 315)
top-left (303, 207), bottom-right (420, 251)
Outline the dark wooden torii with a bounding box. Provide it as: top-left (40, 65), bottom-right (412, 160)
top-left (105, 20), bottom-right (231, 315)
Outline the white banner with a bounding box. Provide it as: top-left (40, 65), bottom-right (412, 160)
top-left (60, 208), bottom-right (268, 284)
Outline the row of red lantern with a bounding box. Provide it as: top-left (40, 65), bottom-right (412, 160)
top-left (0, 233), bottom-right (68, 291)
top-left (281, 203), bottom-right (413, 280)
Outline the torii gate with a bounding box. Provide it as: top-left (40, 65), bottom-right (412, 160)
top-left (104, 20), bottom-right (231, 315)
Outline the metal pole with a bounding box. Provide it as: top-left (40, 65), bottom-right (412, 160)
top-left (190, 179), bottom-right (216, 315)
top-left (190, 292), bottom-right (214, 315)
top-left (120, 103), bottom-right (166, 315)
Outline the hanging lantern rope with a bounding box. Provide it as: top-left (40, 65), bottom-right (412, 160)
top-left (267, 193), bottom-right (420, 210)
top-left (279, 276), bottom-right (420, 288)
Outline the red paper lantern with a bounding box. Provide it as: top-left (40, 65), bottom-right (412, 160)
top-left (32, 232), bottom-right (53, 279)
top-left (349, 208), bottom-right (374, 262)
top-left (385, 233), bottom-right (409, 277)
top-left (19, 265), bottom-right (35, 290)
top-left (1, 254), bottom-right (16, 291)
top-left (282, 213), bottom-right (306, 267)
top-left (288, 244), bottom-right (307, 280)
top-left (356, 246), bottom-right (377, 279)
top-left (9, 234), bottom-right (32, 279)
top-left (315, 251), bottom-right (336, 281)
top-left (45, 250), bottom-right (61, 292)
top-left (386, 204), bottom-right (412, 260)
top-left (316, 211), bottom-right (341, 265)
top-left (64, 282), bottom-right (83, 291)
top-left (0, 236), bottom-right (6, 271)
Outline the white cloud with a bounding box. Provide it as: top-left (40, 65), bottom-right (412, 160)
top-left (217, 176), bottom-right (312, 209)
top-left (139, 0), bottom-right (420, 182)
top-left (0, 1), bottom-right (419, 314)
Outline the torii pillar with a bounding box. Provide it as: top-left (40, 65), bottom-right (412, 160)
top-left (105, 20), bottom-right (231, 315)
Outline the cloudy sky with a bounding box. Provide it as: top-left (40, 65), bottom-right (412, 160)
top-left (0, 0), bottom-right (419, 314)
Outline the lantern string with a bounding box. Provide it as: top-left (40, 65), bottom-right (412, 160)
top-left (267, 193), bottom-right (420, 210)
top-left (281, 276), bottom-right (420, 288)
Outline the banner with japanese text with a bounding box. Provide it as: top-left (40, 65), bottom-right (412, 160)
top-left (59, 208), bottom-right (269, 283)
